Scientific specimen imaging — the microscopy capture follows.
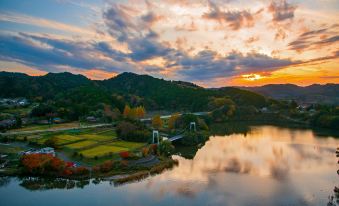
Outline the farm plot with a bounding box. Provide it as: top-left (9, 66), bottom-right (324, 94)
top-left (64, 140), bottom-right (97, 150)
top-left (78, 141), bottom-right (145, 158)
top-left (79, 145), bottom-right (127, 158)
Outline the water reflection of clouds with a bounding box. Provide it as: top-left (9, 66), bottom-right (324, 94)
top-left (140, 126), bottom-right (339, 204)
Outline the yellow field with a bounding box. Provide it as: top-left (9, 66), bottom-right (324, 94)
top-left (78, 140), bottom-right (145, 158)
top-left (12, 122), bottom-right (80, 132)
top-left (64, 140), bottom-right (97, 150)
top-left (80, 145), bottom-right (127, 158)
top-left (78, 134), bottom-right (113, 142)
top-left (111, 141), bottom-right (145, 149)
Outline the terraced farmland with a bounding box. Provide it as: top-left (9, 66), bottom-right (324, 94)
top-left (30, 128), bottom-right (146, 159)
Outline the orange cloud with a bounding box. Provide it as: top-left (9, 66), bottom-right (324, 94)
top-left (79, 69), bottom-right (117, 80)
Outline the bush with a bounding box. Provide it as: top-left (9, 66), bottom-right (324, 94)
top-left (142, 147), bottom-right (149, 157)
top-left (73, 167), bottom-right (90, 176)
top-left (72, 151), bottom-right (78, 157)
top-left (180, 131), bottom-right (209, 146)
top-left (44, 138), bottom-right (58, 149)
top-left (197, 118), bottom-right (209, 130)
top-left (158, 140), bottom-right (175, 157)
top-left (149, 144), bottom-right (158, 155)
top-left (99, 161), bottom-right (113, 173)
top-left (116, 121), bottom-right (150, 142)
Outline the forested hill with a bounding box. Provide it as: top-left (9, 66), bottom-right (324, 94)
top-left (240, 84), bottom-right (339, 105)
top-left (0, 71), bottom-right (269, 112)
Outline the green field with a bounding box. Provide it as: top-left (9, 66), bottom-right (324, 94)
top-left (0, 144), bottom-right (24, 154)
top-left (79, 145), bottom-right (127, 158)
top-left (2, 105), bottom-right (34, 116)
top-left (78, 134), bottom-right (113, 142)
top-left (64, 140), bottom-right (97, 150)
top-left (79, 141), bottom-right (145, 158)
top-left (12, 122), bottom-right (80, 132)
top-left (15, 127), bottom-right (146, 161)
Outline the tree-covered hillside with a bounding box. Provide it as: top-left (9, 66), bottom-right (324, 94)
top-left (0, 71), bottom-right (270, 119)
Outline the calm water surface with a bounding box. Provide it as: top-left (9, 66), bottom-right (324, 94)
top-left (1, 125), bottom-right (338, 206)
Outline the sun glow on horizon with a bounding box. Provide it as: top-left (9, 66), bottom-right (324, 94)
top-left (242, 74), bottom-right (264, 81)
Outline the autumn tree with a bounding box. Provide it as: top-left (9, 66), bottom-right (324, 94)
top-left (152, 115), bottom-right (163, 129)
top-left (128, 108), bottom-right (137, 119)
top-left (168, 113), bottom-right (180, 129)
top-left (136, 106), bottom-right (146, 119)
top-left (123, 105), bottom-right (131, 118)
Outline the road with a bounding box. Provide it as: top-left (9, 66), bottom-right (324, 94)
top-left (140, 111), bottom-right (210, 122)
top-left (0, 123), bottom-right (112, 136)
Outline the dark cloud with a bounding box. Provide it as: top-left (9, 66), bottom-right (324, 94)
top-left (102, 4), bottom-right (174, 62)
top-left (94, 42), bottom-right (127, 61)
top-left (203, 1), bottom-right (257, 30)
top-left (0, 33), bottom-right (135, 73)
top-left (268, 0), bottom-right (296, 22)
top-left (288, 26), bottom-right (339, 52)
top-left (176, 50), bottom-right (298, 81)
top-left (129, 39), bottom-right (173, 61)
top-left (141, 12), bottom-right (163, 25)
top-left (103, 4), bottom-right (136, 42)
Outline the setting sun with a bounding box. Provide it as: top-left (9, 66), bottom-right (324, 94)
top-left (242, 74), bottom-right (263, 81)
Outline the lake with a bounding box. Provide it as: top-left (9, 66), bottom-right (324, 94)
top-left (1, 125), bottom-right (338, 206)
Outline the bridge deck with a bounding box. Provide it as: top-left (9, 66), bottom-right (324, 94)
top-left (168, 134), bottom-right (184, 142)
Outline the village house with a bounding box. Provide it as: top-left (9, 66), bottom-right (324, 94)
top-left (20, 147), bottom-right (56, 157)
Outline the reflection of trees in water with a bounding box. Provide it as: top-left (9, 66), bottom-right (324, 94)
top-left (0, 176), bottom-right (11, 187)
top-left (19, 177), bottom-right (90, 191)
top-left (327, 148), bottom-right (339, 206)
top-left (209, 123), bottom-right (251, 136)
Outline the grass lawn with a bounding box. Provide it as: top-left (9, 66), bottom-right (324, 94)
top-left (64, 140), bottom-right (97, 150)
top-left (80, 145), bottom-right (127, 158)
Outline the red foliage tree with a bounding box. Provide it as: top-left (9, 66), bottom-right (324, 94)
top-left (119, 151), bottom-right (130, 159)
top-left (21, 154), bottom-right (53, 174)
top-left (100, 160), bottom-right (113, 173)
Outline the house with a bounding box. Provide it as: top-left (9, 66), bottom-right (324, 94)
top-left (20, 147), bottom-right (56, 157)
top-left (0, 119), bottom-right (16, 129)
top-left (53, 117), bottom-right (64, 124)
top-left (86, 116), bottom-right (97, 122)
top-left (260, 107), bottom-right (269, 113)
top-left (18, 99), bottom-right (29, 106)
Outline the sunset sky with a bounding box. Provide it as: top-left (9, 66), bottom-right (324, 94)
top-left (0, 0), bottom-right (338, 87)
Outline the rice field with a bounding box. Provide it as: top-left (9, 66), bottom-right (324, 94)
top-left (79, 145), bottom-right (127, 158)
top-left (11, 122), bottom-right (80, 132)
top-left (64, 140), bottom-right (98, 150)
top-left (23, 127), bottom-right (145, 159)
top-left (78, 134), bottom-right (113, 142)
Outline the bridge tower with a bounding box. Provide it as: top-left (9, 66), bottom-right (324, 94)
top-left (190, 122), bottom-right (196, 132)
top-left (152, 130), bottom-right (160, 144)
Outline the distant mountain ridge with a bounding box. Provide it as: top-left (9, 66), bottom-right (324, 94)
top-left (240, 84), bottom-right (339, 105)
